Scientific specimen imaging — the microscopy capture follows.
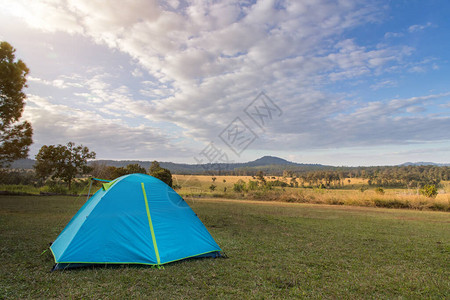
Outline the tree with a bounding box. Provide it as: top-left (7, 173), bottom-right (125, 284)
top-left (125, 163), bottom-right (147, 174)
top-left (149, 160), bottom-right (161, 174)
top-left (105, 166), bottom-right (127, 179)
top-left (148, 160), bottom-right (172, 187)
top-left (90, 161), bottom-right (110, 179)
top-left (101, 164), bottom-right (147, 180)
top-left (256, 170), bottom-right (266, 184)
top-left (34, 142), bottom-right (96, 189)
top-left (0, 41), bottom-right (32, 167)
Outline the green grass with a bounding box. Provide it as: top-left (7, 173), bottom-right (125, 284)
top-left (0, 184), bottom-right (42, 194)
top-left (1, 195), bottom-right (449, 298)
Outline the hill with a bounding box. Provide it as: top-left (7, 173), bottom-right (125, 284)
top-left (91, 156), bottom-right (328, 175)
top-left (9, 156), bottom-right (328, 175)
top-left (9, 157), bottom-right (449, 175)
top-left (399, 162), bottom-right (450, 167)
top-left (247, 156), bottom-right (294, 166)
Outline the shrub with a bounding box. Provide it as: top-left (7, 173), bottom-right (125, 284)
top-left (42, 181), bottom-right (68, 194)
top-left (247, 180), bottom-right (258, 191)
top-left (269, 180), bottom-right (288, 187)
top-left (419, 185), bottom-right (438, 198)
top-left (248, 190), bottom-right (281, 201)
top-left (373, 199), bottom-right (409, 209)
top-left (375, 187), bottom-right (385, 195)
top-left (329, 198), bottom-right (345, 205)
top-left (233, 180), bottom-right (246, 193)
top-left (0, 170), bottom-right (37, 185)
top-left (427, 202), bottom-right (450, 212)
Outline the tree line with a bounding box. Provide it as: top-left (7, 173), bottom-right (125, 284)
top-left (287, 165), bottom-right (449, 188)
top-left (1, 141), bottom-right (173, 189)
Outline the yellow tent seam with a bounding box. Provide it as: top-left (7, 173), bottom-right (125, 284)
top-left (141, 182), bottom-right (161, 265)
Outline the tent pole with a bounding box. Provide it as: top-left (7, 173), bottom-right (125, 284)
top-left (86, 178), bottom-right (93, 201)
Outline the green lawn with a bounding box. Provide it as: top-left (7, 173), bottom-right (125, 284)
top-left (1, 195), bottom-right (449, 298)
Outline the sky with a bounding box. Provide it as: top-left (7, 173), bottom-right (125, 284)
top-left (0, 0), bottom-right (449, 166)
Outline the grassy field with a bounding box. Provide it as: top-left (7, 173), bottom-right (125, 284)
top-left (174, 175), bottom-right (450, 211)
top-left (2, 176), bottom-right (449, 211)
top-left (1, 195), bottom-right (449, 298)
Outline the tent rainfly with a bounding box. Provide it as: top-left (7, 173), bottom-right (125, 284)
top-left (50, 173), bottom-right (222, 270)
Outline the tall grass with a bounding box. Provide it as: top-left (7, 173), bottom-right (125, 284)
top-left (2, 174), bottom-right (449, 211)
top-left (245, 188), bottom-right (450, 211)
top-left (0, 179), bottom-right (92, 196)
top-left (172, 175), bottom-right (450, 211)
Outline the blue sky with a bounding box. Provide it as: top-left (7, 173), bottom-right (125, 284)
top-left (0, 0), bottom-right (449, 166)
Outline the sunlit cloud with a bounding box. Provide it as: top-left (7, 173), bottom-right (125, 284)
top-left (1, 0), bottom-right (449, 165)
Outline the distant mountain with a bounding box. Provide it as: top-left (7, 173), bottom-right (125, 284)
top-left (8, 156), bottom-right (328, 175)
top-left (9, 158), bottom-right (35, 169)
top-left (9, 157), bottom-right (449, 174)
top-left (399, 162), bottom-right (450, 167)
top-left (247, 156), bottom-right (294, 166)
top-left (92, 156), bottom-right (326, 175)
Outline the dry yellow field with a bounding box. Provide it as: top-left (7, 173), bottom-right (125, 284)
top-left (172, 175), bottom-right (449, 211)
top-left (173, 174), bottom-right (369, 186)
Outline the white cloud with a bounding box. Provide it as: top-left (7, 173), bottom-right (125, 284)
top-left (2, 0), bottom-right (449, 162)
top-left (409, 66), bottom-right (426, 73)
top-left (326, 39), bottom-right (409, 81)
top-left (408, 22), bottom-right (433, 33)
top-left (370, 79), bottom-right (397, 90)
top-left (132, 68), bottom-right (143, 77)
top-left (27, 76), bottom-right (79, 89)
top-left (384, 32), bottom-right (404, 38)
top-left (408, 22), bottom-right (432, 33)
top-left (406, 106), bottom-right (426, 113)
top-left (23, 95), bottom-right (191, 160)
top-left (1, 0), bottom-right (83, 34)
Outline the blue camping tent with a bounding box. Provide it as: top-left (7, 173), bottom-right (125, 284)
top-left (50, 173), bottom-right (221, 270)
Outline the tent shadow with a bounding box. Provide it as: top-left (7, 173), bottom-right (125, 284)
top-left (51, 253), bottom-right (228, 272)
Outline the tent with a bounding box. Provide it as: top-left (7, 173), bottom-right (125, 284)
top-left (50, 173), bottom-right (221, 270)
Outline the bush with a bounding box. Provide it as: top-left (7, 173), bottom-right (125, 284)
top-left (419, 185), bottom-right (438, 198)
top-left (269, 180), bottom-right (288, 187)
top-left (233, 180), bottom-right (246, 193)
top-left (0, 170), bottom-right (37, 185)
top-left (375, 187), bottom-right (385, 195)
top-left (248, 190), bottom-right (281, 201)
top-left (427, 202), bottom-right (450, 212)
top-left (247, 180), bottom-right (258, 191)
top-left (373, 199), bottom-right (410, 209)
top-left (42, 181), bottom-right (68, 194)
